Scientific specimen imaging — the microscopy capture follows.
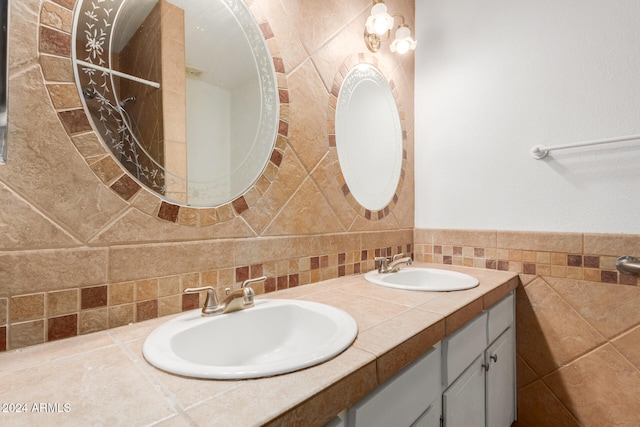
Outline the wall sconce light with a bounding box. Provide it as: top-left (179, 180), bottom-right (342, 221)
top-left (364, 0), bottom-right (417, 54)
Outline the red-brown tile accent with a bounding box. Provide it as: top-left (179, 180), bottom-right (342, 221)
top-left (136, 300), bottom-right (158, 322)
top-left (567, 255), bottom-right (582, 267)
top-left (110, 174), bottom-right (140, 201)
top-left (232, 196), bottom-right (249, 215)
top-left (278, 119), bottom-right (289, 137)
top-left (236, 266), bottom-right (249, 283)
top-left (182, 293), bottom-right (199, 311)
top-left (273, 57), bottom-right (285, 73)
top-left (58, 110), bottom-right (92, 134)
top-left (81, 286), bottom-right (107, 309)
top-left (600, 270), bottom-right (618, 283)
top-left (48, 314), bottom-right (78, 341)
top-left (310, 256), bottom-right (320, 270)
top-left (259, 22), bottom-right (274, 39)
top-left (523, 263), bottom-right (536, 274)
top-left (158, 202), bottom-right (180, 222)
top-left (0, 326), bottom-right (6, 352)
top-left (264, 277), bottom-right (276, 293)
top-left (338, 253), bottom-right (346, 265)
top-left (584, 256), bottom-right (600, 268)
top-left (277, 276), bottom-right (288, 290)
top-left (289, 274), bottom-right (299, 287)
top-left (278, 88), bottom-right (289, 104)
top-left (270, 149), bottom-right (283, 167)
top-left (40, 26), bottom-right (71, 57)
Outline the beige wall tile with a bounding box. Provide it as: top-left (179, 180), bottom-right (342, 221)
top-left (547, 277), bottom-right (640, 339)
top-left (11, 293), bottom-right (45, 322)
top-left (497, 230), bottom-right (582, 253)
top-left (516, 381), bottom-right (580, 427)
top-left (109, 282), bottom-right (134, 306)
top-left (544, 345), bottom-right (640, 426)
top-left (10, 320), bottom-right (45, 349)
top-left (109, 304), bottom-right (134, 328)
top-left (612, 325), bottom-right (640, 369)
top-left (584, 233), bottom-right (640, 256)
top-left (516, 278), bottom-right (606, 376)
top-left (79, 308), bottom-right (108, 335)
top-left (48, 289), bottom-right (78, 316)
top-left (136, 279), bottom-right (159, 301)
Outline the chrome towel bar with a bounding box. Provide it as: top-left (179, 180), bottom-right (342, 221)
top-left (531, 133), bottom-right (640, 159)
top-left (616, 256), bottom-right (640, 275)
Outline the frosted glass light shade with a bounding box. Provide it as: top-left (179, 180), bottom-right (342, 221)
top-left (365, 3), bottom-right (394, 35)
top-left (390, 25), bottom-right (417, 54)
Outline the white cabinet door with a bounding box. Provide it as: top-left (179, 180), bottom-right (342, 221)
top-left (442, 355), bottom-right (485, 427)
top-left (485, 327), bottom-right (516, 427)
top-left (411, 398), bottom-right (442, 427)
top-left (348, 345), bottom-right (441, 427)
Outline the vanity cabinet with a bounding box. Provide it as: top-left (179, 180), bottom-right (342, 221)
top-left (342, 291), bottom-right (515, 427)
top-left (347, 343), bottom-right (442, 427)
top-left (442, 292), bottom-right (516, 427)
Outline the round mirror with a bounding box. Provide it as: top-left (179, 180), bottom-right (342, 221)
top-left (72, 0), bottom-right (279, 207)
top-left (335, 64), bottom-right (403, 211)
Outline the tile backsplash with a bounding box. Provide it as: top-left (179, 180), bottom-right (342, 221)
top-left (415, 228), bottom-right (640, 426)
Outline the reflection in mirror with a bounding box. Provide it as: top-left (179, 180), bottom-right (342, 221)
top-left (72, 0), bottom-right (279, 207)
top-left (335, 64), bottom-right (403, 211)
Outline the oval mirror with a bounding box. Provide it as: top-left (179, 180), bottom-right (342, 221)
top-left (72, 0), bottom-right (279, 207)
top-left (335, 64), bottom-right (403, 211)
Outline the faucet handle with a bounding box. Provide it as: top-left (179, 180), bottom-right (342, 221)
top-left (392, 253), bottom-right (405, 261)
top-left (374, 256), bottom-right (391, 273)
top-left (184, 286), bottom-right (221, 316)
top-left (241, 276), bottom-right (266, 304)
top-left (242, 276), bottom-right (267, 289)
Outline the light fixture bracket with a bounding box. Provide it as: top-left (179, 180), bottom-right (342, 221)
top-left (364, 1), bottom-right (416, 54)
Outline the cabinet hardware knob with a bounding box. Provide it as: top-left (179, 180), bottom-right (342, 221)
top-left (490, 354), bottom-right (498, 363)
top-left (482, 363), bottom-right (490, 371)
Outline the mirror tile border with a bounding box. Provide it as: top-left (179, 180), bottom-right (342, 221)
top-left (327, 53), bottom-right (408, 220)
top-left (39, 0), bottom-right (290, 226)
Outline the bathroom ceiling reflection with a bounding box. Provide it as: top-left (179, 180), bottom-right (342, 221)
top-left (72, 0), bottom-right (279, 207)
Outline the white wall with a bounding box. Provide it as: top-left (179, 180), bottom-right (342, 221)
top-left (186, 78), bottom-right (231, 205)
top-left (415, 0), bottom-right (640, 233)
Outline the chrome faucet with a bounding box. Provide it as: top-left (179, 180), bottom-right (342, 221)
top-left (184, 276), bottom-right (266, 317)
top-left (375, 253), bottom-right (413, 273)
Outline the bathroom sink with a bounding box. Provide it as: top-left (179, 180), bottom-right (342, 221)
top-left (364, 268), bottom-right (479, 291)
top-left (142, 299), bottom-right (358, 379)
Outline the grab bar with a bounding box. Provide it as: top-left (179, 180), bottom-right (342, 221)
top-left (616, 256), bottom-right (640, 275)
top-left (531, 134), bottom-right (640, 159)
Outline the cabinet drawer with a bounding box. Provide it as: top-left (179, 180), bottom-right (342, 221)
top-left (442, 312), bottom-right (487, 386)
top-left (487, 291), bottom-right (514, 344)
top-left (348, 344), bottom-right (441, 427)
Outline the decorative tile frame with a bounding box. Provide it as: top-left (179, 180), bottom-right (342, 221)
top-left (327, 53), bottom-right (409, 221)
top-left (39, 0), bottom-right (290, 226)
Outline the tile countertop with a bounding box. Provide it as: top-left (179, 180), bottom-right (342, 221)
top-left (0, 263), bottom-right (518, 427)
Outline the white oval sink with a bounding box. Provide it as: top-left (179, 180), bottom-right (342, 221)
top-left (365, 268), bottom-right (479, 291)
top-left (142, 299), bottom-right (358, 379)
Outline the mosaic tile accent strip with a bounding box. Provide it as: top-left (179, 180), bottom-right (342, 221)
top-left (1, 242), bottom-right (411, 352)
top-left (414, 232), bottom-right (640, 287)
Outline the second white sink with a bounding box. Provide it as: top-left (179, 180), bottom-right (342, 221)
top-left (365, 268), bottom-right (479, 291)
top-left (143, 299), bottom-right (358, 379)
